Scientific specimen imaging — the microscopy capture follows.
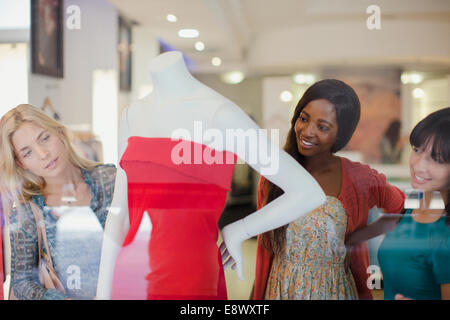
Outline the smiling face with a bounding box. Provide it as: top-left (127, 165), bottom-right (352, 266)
top-left (409, 140), bottom-right (450, 192)
top-left (294, 99), bottom-right (339, 157)
top-left (11, 122), bottom-right (70, 180)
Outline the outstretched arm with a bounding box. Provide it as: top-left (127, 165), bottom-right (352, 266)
top-left (345, 214), bottom-right (401, 247)
top-left (213, 102), bottom-right (326, 279)
top-left (346, 169), bottom-right (405, 247)
top-left (96, 109), bottom-right (131, 299)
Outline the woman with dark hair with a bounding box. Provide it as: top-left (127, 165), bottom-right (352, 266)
top-left (346, 107), bottom-right (450, 300)
top-left (252, 79), bottom-right (405, 300)
top-left (379, 120), bottom-right (406, 164)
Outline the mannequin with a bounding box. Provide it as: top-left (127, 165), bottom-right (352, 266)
top-left (96, 51), bottom-right (326, 299)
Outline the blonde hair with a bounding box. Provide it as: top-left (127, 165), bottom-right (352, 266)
top-left (0, 104), bottom-right (101, 205)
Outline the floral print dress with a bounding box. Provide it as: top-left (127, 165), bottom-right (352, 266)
top-left (265, 196), bottom-right (358, 300)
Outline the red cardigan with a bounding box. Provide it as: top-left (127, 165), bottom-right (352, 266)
top-left (252, 157), bottom-right (406, 300)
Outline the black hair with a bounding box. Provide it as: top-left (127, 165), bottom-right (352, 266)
top-left (294, 79), bottom-right (361, 154)
top-left (384, 120), bottom-right (401, 148)
top-left (409, 107), bottom-right (450, 224)
top-left (262, 79), bottom-right (361, 254)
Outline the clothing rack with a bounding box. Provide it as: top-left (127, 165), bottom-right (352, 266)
top-left (71, 131), bottom-right (104, 162)
top-left (41, 97), bottom-right (61, 120)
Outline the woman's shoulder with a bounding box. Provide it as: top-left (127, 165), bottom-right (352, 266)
top-left (340, 157), bottom-right (384, 180)
top-left (8, 201), bottom-right (38, 234)
top-left (89, 163), bottom-right (117, 180)
top-left (431, 217), bottom-right (450, 253)
top-left (93, 163), bottom-right (116, 171)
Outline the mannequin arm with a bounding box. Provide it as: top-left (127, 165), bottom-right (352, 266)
top-left (213, 102), bottom-right (326, 279)
top-left (96, 109), bottom-right (130, 299)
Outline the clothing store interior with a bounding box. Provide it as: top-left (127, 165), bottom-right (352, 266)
top-left (0, 0), bottom-right (449, 301)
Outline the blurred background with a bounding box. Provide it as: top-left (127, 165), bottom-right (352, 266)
top-left (0, 0), bottom-right (449, 299)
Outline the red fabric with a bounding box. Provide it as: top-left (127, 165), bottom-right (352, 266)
top-left (113, 137), bottom-right (235, 300)
top-left (252, 157), bottom-right (406, 300)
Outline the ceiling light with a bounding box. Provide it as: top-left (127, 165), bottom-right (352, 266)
top-left (412, 88), bottom-right (425, 99)
top-left (195, 41), bottom-right (205, 51)
top-left (410, 74), bottom-right (423, 84)
top-left (280, 90), bottom-right (293, 102)
top-left (401, 72), bottom-right (423, 85)
top-left (293, 73), bottom-right (315, 85)
top-left (400, 73), bottom-right (409, 84)
top-left (166, 14), bottom-right (177, 23)
top-left (178, 29), bottom-right (199, 38)
top-left (211, 57), bottom-right (222, 67)
top-left (221, 71), bottom-right (245, 84)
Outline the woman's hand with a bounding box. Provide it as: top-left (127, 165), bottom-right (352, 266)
top-left (220, 219), bottom-right (250, 281)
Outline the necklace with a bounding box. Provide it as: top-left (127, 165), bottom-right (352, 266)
top-left (47, 184), bottom-right (82, 205)
top-left (61, 183), bottom-right (77, 205)
top-left (61, 195), bottom-right (77, 205)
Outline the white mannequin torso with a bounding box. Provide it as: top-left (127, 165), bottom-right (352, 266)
top-left (125, 96), bottom-right (225, 142)
top-left (124, 51), bottom-right (227, 142)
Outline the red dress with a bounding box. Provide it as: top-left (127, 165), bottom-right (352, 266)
top-left (112, 137), bottom-right (236, 300)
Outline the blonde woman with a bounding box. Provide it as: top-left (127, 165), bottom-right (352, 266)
top-left (0, 104), bottom-right (116, 300)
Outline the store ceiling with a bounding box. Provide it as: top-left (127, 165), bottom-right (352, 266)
top-left (109, 0), bottom-right (450, 74)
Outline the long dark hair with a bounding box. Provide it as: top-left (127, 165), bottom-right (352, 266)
top-left (384, 120), bottom-right (401, 148)
top-left (409, 107), bottom-right (450, 224)
top-left (262, 79), bottom-right (361, 254)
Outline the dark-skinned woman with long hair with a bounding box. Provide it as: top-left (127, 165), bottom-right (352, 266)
top-left (251, 79), bottom-right (405, 300)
